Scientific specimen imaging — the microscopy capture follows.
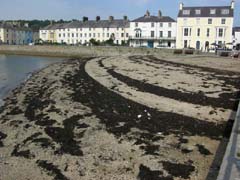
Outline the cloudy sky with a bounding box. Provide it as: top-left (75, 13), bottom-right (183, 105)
top-left (0, 0), bottom-right (239, 26)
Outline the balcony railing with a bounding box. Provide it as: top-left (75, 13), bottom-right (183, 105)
top-left (129, 36), bottom-right (176, 41)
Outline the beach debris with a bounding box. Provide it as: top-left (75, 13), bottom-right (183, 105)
top-left (137, 114), bottom-right (142, 119)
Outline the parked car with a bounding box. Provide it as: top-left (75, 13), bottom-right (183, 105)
top-left (155, 45), bottom-right (169, 49)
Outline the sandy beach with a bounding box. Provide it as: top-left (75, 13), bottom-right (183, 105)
top-left (0, 55), bottom-right (239, 180)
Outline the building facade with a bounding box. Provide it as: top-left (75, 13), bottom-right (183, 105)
top-left (0, 22), bottom-right (33, 45)
top-left (176, 1), bottom-right (235, 50)
top-left (129, 11), bottom-right (176, 48)
top-left (40, 16), bottom-right (130, 45)
top-left (39, 24), bottom-right (64, 43)
top-left (233, 27), bottom-right (240, 49)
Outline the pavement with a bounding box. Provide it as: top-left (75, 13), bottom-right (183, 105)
top-left (217, 101), bottom-right (240, 180)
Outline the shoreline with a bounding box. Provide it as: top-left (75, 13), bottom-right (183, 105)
top-left (0, 55), bottom-right (239, 179)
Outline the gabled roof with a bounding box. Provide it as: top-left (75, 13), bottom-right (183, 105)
top-left (178, 6), bottom-right (234, 18)
top-left (132, 16), bottom-right (176, 23)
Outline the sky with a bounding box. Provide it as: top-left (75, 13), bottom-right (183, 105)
top-left (0, 0), bottom-right (239, 26)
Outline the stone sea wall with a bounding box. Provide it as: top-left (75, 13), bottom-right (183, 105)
top-left (0, 45), bottom-right (175, 57)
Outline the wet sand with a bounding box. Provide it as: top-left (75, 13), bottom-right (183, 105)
top-left (0, 56), bottom-right (239, 180)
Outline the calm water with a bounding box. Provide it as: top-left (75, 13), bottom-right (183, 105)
top-left (0, 54), bottom-right (63, 106)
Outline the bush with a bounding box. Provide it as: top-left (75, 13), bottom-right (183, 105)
top-left (219, 51), bottom-right (230, 57)
top-left (184, 49), bottom-right (194, 55)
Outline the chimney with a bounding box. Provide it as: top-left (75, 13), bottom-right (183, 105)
top-left (145, 10), bottom-right (150, 17)
top-left (96, 16), bottom-right (101, 21)
top-left (83, 16), bottom-right (88, 22)
top-left (231, 0), bottom-right (235, 9)
top-left (123, 15), bottom-right (128, 21)
top-left (109, 16), bottom-right (114, 21)
top-left (180, 3), bottom-right (184, 10)
top-left (158, 10), bottom-right (162, 18)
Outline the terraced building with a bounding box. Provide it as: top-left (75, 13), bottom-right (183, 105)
top-left (129, 10), bottom-right (177, 48)
top-left (176, 1), bottom-right (235, 51)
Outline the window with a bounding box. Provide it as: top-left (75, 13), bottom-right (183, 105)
top-left (59, 34), bottom-right (61, 38)
top-left (93, 33), bottom-right (95, 37)
top-left (159, 31), bottom-right (163, 37)
top-left (168, 31), bottom-right (171, 38)
top-left (210, 9), bottom-right (216, 15)
top-left (221, 19), bottom-right (226, 24)
top-left (160, 23), bottom-right (163, 27)
top-left (126, 33), bottom-right (129, 37)
top-left (168, 23), bottom-right (172, 28)
top-left (85, 33), bottom-right (87, 37)
top-left (121, 33), bottom-right (124, 37)
top-left (151, 23), bottom-right (154, 27)
top-left (221, 9), bottom-right (229, 15)
top-left (184, 28), bottom-right (189, 36)
top-left (183, 10), bottom-right (190, 15)
top-left (208, 19), bottom-right (212, 24)
top-left (107, 33), bottom-right (109, 38)
top-left (151, 31), bottom-right (154, 37)
top-left (218, 28), bottom-right (223, 37)
top-left (63, 33), bottom-right (65, 37)
top-left (207, 28), bottom-right (210, 37)
top-left (76, 33), bottom-right (78, 37)
top-left (68, 33), bottom-right (70, 37)
top-left (89, 33), bottom-right (91, 37)
top-left (72, 33), bottom-right (74, 37)
top-left (89, 28), bottom-right (91, 31)
top-left (135, 23), bottom-right (138, 27)
top-left (197, 28), bottom-right (200, 36)
top-left (195, 9), bottom-right (201, 15)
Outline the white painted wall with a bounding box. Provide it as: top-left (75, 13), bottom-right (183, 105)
top-left (56, 27), bottom-right (130, 45)
top-left (129, 21), bottom-right (177, 48)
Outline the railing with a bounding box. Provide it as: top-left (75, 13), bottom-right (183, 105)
top-left (129, 36), bottom-right (176, 41)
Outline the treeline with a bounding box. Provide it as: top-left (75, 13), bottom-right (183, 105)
top-left (3, 19), bottom-right (72, 31)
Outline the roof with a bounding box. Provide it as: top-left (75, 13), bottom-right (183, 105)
top-left (233, 27), bottom-right (240, 34)
top-left (132, 16), bottom-right (176, 22)
top-left (40, 23), bottom-right (65, 30)
top-left (178, 6), bottom-right (234, 18)
top-left (41, 19), bottom-right (130, 30)
top-left (0, 22), bottom-right (32, 31)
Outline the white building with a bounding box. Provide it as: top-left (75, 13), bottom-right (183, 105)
top-left (176, 1), bottom-right (235, 50)
top-left (129, 11), bottom-right (177, 48)
top-left (233, 27), bottom-right (240, 49)
top-left (39, 16), bottom-right (130, 45)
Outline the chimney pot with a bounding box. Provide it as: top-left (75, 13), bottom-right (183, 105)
top-left (158, 10), bottom-right (162, 18)
top-left (123, 16), bottom-right (128, 20)
top-left (231, 0), bottom-right (235, 9)
top-left (83, 16), bottom-right (88, 22)
top-left (145, 10), bottom-right (150, 17)
top-left (109, 16), bottom-right (114, 21)
top-left (180, 3), bottom-right (184, 10)
top-left (96, 16), bottom-right (101, 21)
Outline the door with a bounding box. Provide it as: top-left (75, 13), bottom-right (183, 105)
top-left (196, 41), bottom-right (200, 50)
top-left (147, 41), bottom-right (154, 48)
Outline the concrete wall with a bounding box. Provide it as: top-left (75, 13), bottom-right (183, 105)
top-left (0, 45), bottom-right (175, 57)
